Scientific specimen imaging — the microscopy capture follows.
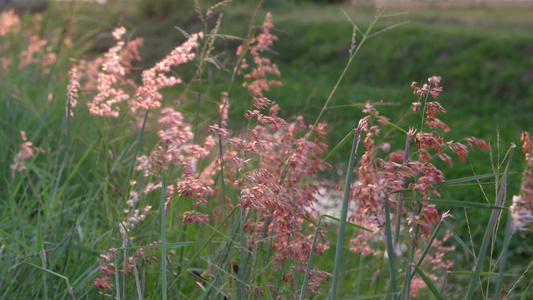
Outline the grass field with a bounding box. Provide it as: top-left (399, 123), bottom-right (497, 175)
top-left (1, 1), bottom-right (533, 299)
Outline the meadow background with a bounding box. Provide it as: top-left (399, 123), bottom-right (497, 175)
top-left (1, 0), bottom-right (533, 298)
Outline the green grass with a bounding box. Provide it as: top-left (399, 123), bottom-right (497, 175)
top-left (2, 1), bottom-right (533, 299)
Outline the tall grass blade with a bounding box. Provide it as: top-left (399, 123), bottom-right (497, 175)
top-left (323, 129), bottom-right (355, 161)
top-left (0, 228), bottom-right (31, 255)
top-left (520, 278), bottom-right (533, 300)
top-left (322, 215), bottom-right (373, 232)
top-left (493, 211), bottom-right (512, 300)
top-left (161, 168), bottom-right (167, 300)
top-left (450, 271), bottom-right (515, 277)
top-left (411, 265), bottom-right (444, 300)
top-left (114, 250), bottom-right (121, 300)
top-left (22, 261), bottom-right (76, 299)
top-left (58, 93), bottom-right (72, 228)
top-left (402, 197), bottom-right (506, 210)
top-left (442, 219), bottom-right (475, 257)
top-left (402, 220), bottom-right (443, 298)
top-left (300, 217), bottom-right (322, 300)
top-left (117, 241), bottom-right (204, 251)
top-left (331, 125), bottom-right (361, 300)
top-left (239, 205), bottom-right (245, 300)
top-left (433, 173), bottom-right (507, 187)
top-left (356, 243), bottom-right (364, 297)
top-left (265, 217), bottom-right (276, 267)
top-left (173, 205), bottom-right (240, 284)
top-left (465, 144), bottom-right (515, 300)
top-left (384, 197), bottom-right (398, 300)
top-left (132, 247), bottom-right (143, 300)
top-left (119, 109), bottom-right (150, 212)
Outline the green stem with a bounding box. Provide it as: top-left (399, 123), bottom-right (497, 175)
top-left (331, 123), bottom-right (362, 299)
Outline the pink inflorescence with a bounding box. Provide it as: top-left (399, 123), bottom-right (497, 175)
top-left (86, 27), bottom-right (144, 117)
top-left (89, 14), bottom-right (334, 297)
top-left (510, 132), bottom-right (533, 232)
top-left (349, 76), bottom-right (490, 251)
top-left (10, 131), bottom-right (44, 178)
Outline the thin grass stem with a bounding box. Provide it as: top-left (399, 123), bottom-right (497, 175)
top-left (494, 211), bottom-right (512, 300)
top-left (331, 123), bottom-right (362, 299)
top-left (300, 217), bottom-right (322, 300)
top-left (465, 144), bottom-right (515, 300)
top-left (161, 168), bottom-right (167, 300)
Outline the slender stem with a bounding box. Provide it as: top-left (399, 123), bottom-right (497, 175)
top-left (331, 125), bottom-right (362, 299)
top-left (308, 5), bottom-right (386, 136)
top-left (465, 144), bottom-right (515, 300)
top-left (384, 197), bottom-right (398, 299)
top-left (394, 132), bottom-right (413, 246)
top-left (161, 168), bottom-right (167, 300)
top-left (300, 218), bottom-right (323, 300)
top-left (493, 211), bottom-right (512, 300)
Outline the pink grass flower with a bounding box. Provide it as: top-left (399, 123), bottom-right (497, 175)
top-left (0, 9), bottom-right (20, 36)
top-left (10, 131), bottom-right (44, 178)
top-left (86, 28), bottom-right (143, 117)
top-left (349, 77), bottom-right (490, 253)
top-left (66, 64), bottom-right (80, 116)
top-left (182, 211), bottom-right (210, 225)
top-left (131, 32), bottom-right (202, 112)
top-left (238, 13), bottom-right (281, 110)
top-left (428, 75), bottom-right (442, 86)
top-left (93, 277), bottom-right (114, 290)
top-left (510, 132), bottom-right (533, 231)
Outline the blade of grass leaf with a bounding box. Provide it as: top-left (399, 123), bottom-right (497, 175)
top-left (442, 219), bottom-right (475, 257)
top-left (119, 109), bottom-right (149, 213)
top-left (0, 228), bottom-right (32, 254)
top-left (465, 143), bottom-right (515, 300)
top-left (342, 294), bottom-right (400, 300)
top-left (323, 129), bottom-right (355, 161)
top-left (265, 216), bottom-right (276, 267)
top-left (494, 211), bottom-right (512, 300)
top-left (117, 241), bottom-right (204, 251)
top-left (450, 271), bottom-right (515, 277)
top-left (402, 197), bottom-right (506, 210)
top-left (322, 215), bottom-right (373, 232)
top-left (132, 245), bottom-right (143, 300)
top-left (356, 241), bottom-right (364, 297)
top-left (161, 168), bottom-right (167, 300)
top-left (403, 220), bottom-right (443, 298)
top-left (300, 217), bottom-right (322, 300)
top-left (384, 197), bottom-right (398, 300)
top-left (433, 173), bottom-right (507, 187)
top-left (520, 278), bottom-right (533, 300)
top-left (115, 250), bottom-right (121, 300)
top-left (239, 205), bottom-right (245, 300)
top-left (22, 261), bottom-right (75, 299)
top-left (412, 265), bottom-right (444, 300)
top-left (173, 205), bottom-right (240, 284)
top-left (331, 124), bottom-right (361, 300)
top-left (58, 93), bottom-right (72, 229)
